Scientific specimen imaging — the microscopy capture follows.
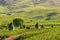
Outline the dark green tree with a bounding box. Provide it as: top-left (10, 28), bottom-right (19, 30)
top-left (13, 18), bottom-right (24, 28)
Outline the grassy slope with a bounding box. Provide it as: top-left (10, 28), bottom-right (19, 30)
top-left (0, 6), bottom-right (60, 25)
top-left (0, 6), bottom-right (60, 40)
top-left (14, 27), bottom-right (60, 40)
top-left (0, 0), bottom-right (60, 40)
top-left (0, 26), bottom-right (60, 40)
top-left (0, 6), bottom-right (8, 13)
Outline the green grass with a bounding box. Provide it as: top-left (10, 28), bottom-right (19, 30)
top-left (0, 6), bottom-right (8, 13)
top-left (0, 28), bottom-right (31, 39)
top-left (14, 27), bottom-right (60, 40)
top-left (0, 5), bottom-right (60, 40)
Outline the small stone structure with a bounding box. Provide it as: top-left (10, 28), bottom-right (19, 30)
top-left (41, 25), bottom-right (44, 28)
top-left (26, 27), bottom-right (30, 29)
top-left (35, 23), bottom-right (39, 29)
top-left (8, 23), bottom-right (15, 30)
top-left (23, 25), bottom-right (25, 29)
top-left (51, 24), bottom-right (54, 28)
top-left (20, 26), bottom-right (23, 29)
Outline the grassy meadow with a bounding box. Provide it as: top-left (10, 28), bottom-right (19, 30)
top-left (0, 6), bottom-right (60, 40)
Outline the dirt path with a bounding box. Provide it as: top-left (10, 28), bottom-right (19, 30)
top-left (4, 32), bottom-right (30, 40)
top-left (4, 35), bottom-right (20, 40)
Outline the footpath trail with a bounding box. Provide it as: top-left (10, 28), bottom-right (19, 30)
top-left (4, 35), bottom-right (20, 40)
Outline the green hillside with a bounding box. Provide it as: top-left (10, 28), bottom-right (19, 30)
top-left (0, 0), bottom-right (60, 24)
top-left (0, 0), bottom-right (60, 21)
top-left (0, 0), bottom-right (60, 40)
top-left (0, 6), bottom-right (8, 13)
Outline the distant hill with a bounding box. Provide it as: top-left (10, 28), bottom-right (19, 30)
top-left (0, 0), bottom-right (60, 20)
top-left (0, 0), bottom-right (60, 10)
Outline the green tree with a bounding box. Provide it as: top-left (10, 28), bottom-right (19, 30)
top-left (13, 18), bottom-right (24, 28)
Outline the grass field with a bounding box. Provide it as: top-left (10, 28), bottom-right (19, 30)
top-left (0, 6), bottom-right (60, 40)
top-left (0, 26), bottom-right (60, 40)
top-left (14, 27), bottom-right (60, 40)
top-left (0, 15), bottom-right (60, 40)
